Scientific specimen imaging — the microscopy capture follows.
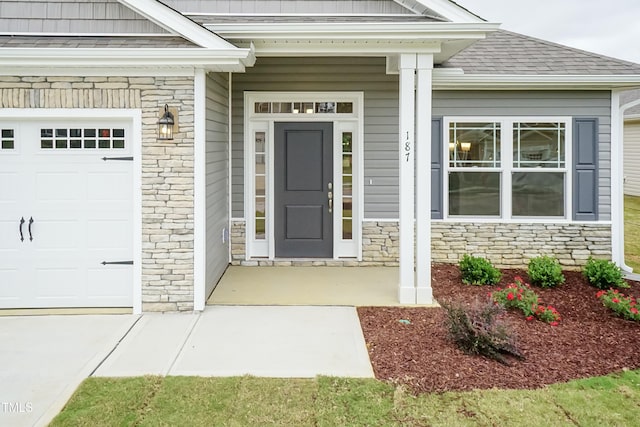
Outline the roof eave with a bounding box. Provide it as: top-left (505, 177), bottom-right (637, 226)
top-left (433, 71), bottom-right (640, 90)
top-left (0, 47), bottom-right (256, 72)
top-left (206, 22), bottom-right (501, 40)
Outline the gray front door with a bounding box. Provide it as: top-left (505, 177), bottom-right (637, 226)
top-left (275, 122), bottom-right (333, 257)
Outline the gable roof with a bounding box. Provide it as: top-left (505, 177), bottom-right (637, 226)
top-left (441, 30), bottom-right (640, 75)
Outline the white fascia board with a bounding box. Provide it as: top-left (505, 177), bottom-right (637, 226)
top-left (0, 47), bottom-right (254, 71)
top-left (117, 0), bottom-right (237, 49)
top-left (208, 22), bottom-right (500, 40)
top-left (403, 0), bottom-right (485, 23)
top-left (433, 72), bottom-right (640, 90)
top-left (248, 40), bottom-right (442, 57)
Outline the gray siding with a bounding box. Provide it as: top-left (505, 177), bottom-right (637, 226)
top-left (231, 57), bottom-right (399, 218)
top-left (205, 72), bottom-right (230, 297)
top-left (0, 0), bottom-right (166, 33)
top-left (163, 0), bottom-right (413, 14)
top-left (433, 90), bottom-right (612, 220)
top-left (231, 59), bottom-right (612, 221)
top-left (624, 120), bottom-right (640, 196)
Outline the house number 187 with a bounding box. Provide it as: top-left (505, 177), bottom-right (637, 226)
top-left (404, 131), bottom-right (411, 162)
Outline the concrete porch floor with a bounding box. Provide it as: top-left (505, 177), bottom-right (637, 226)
top-left (207, 266), bottom-right (438, 306)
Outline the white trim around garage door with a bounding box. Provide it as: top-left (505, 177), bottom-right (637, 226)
top-left (0, 108), bottom-right (143, 314)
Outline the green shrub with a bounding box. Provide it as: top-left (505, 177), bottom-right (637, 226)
top-left (527, 256), bottom-right (565, 288)
top-left (491, 278), bottom-right (539, 317)
top-left (459, 254), bottom-right (502, 286)
top-left (442, 298), bottom-right (523, 365)
top-left (582, 257), bottom-right (629, 290)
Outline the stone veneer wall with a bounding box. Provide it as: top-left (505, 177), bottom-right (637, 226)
top-left (0, 76), bottom-right (195, 312)
top-left (230, 219), bottom-right (612, 269)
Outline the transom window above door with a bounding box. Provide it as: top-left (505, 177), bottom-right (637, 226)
top-left (254, 101), bottom-right (353, 115)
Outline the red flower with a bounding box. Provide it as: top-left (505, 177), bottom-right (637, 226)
top-left (550, 321), bottom-right (559, 327)
top-left (526, 316), bottom-right (534, 321)
top-left (517, 294), bottom-right (523, 301)
top-left (514, 276), bottom-right (523, 283)
top-left (612, 298), bottom-right (620, 304)
top-left (631, 308), bottom-right (639, 315)
top-left (507, 293), bottom-right (515, 301)
top-left (596, 290), bottom-right (606, 298)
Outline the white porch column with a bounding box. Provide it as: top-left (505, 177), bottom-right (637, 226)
top-left (416, 54), bottom-right (433, 304)
top-left (398, 54), bottom-right (417, 303)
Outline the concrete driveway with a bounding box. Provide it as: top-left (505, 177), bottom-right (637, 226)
top-left (0, 314), bottom-right (137, 427)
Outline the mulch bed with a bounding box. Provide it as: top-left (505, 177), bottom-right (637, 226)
top-left (358, 264), bottom-right (640, 394)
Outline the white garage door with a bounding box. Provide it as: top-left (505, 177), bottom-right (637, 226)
top-left (0, 120), bottom-right (134, 309)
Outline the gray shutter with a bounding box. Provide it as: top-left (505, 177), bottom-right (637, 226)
top-left (573, 118), bottom-right (598, 221)
top-left (431, 117), bottom-right (443, 219)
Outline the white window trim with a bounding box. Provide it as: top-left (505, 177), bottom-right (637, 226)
top-left (443, 116), bottom-right (573, 223)
top-left (244, 92), bottom-right (364, 260)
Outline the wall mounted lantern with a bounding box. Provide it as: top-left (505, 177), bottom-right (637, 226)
top-left (157, 104), bottom-right (175, 140)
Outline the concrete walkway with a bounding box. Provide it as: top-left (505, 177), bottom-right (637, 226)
top-left (1, 306), bottom-right (373, 426)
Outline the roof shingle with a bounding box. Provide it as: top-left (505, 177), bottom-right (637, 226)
top-left (441, 30), bottom-right (640, 75)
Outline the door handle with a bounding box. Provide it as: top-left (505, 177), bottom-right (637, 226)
top-left (28, 217), bottom-right (34, 242)
top-left (19, 217), bottom-right (25, 242)
top-left (328, 191), bottom-right (333, 213)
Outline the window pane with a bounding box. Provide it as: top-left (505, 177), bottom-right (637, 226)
top-left (512, 172), bottom-right (564, 217)
top-left (41, 129), bottom-right (53, 138)
top-left (113, 140), bottom-right (125, 149)
top-left (513, 122), bottom-right (565, 168)
top-left (337, 102), bottom-right (353, 114)
top-left (1, 129), bottom-right (13, 138)
top-left (84, 129), bottom-right (96, 138)
top-left (55, 128), bottom-right (67, 138)
top-left (84, 139), bottom-right (96, 149)
top-left (70, 129), bottom-right (82, 138)
top-left (272, 102), bottom-right (292, 113)
top-left (70, 140), bottom-right (82, 149)
top-left (98, 140), bottom-right (110, 149)
top-left (342, 132), bottom-right (352, 153)
top-left (255, 175), bottom-right (265, 196)
top-left (342, 219), bottom-right (353, 240)
top-left (449, 122), bottom-right (501, 167)
top-left (255, 102), bottom-right (271, 113)
top-left (41, 140), bottom-right (53, 149)
top-left (55, 140), bottom-right (67, 149)
top-left (1, 140), bottom-right (14, 149)
top-left (255, 132), bottom-right (265, 152)
top-left (316, 102), bottom-right (335, 113)
top-left (342, 155), bottom-right (352, 175)
top-left (255, 219), bottom-right (265, 239)
top-left (113, 129), bottom-right (125, 138)
top-left (448, 172), bottom-right (501, 216)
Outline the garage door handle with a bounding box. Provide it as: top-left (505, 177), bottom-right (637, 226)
top-left (28, 217), bottom-right (34, 242)
top-left (19, 217), bottom-right (25, 242)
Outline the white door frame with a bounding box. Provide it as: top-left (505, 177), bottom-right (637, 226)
top-left (0, 108), bottom-right (142, 313)
top-left (244, 92), bottom-right (364, 260)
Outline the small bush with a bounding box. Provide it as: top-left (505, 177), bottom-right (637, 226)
top-left (597, 289), bottom-right (640, 321)
top-left (527, 256), bottom-right (565, 288)
top-left (459, 254), bottom-right (502, 286)
top-left (442, 298), bottom-right (523, 365)
top-left (582, 257), bottom-right (629, 290)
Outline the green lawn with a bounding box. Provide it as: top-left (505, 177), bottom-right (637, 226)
top-left (51, 371), bottom-right (640, 426)
top-left (625, 195), bottom-right (640, 271)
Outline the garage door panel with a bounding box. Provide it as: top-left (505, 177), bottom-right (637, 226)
top-left (35, 268), bottom-right (81, 298)
top-left (87, 268), bottom-right (132, 301)
top-left (32, 220), bottom-right (80, 250)
top-left (87, 220), bottom-right (130, 250)
top-left (87, 171), bottom-right (131, 202)
top-left (0, 269), bottom-right (21, 302)
top-left (35, 172), bottom-right (83, 201)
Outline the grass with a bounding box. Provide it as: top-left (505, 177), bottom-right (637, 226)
top-left (625, 195), bottom-right (640, 271)
top-left (51, 370), bottom-right (640, 426)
